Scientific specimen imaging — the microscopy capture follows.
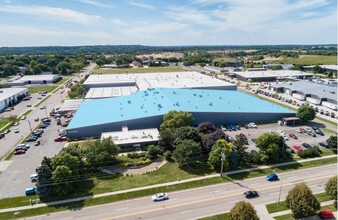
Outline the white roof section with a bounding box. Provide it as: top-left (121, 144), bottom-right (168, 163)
top-left (101, 128), bottom-right (160, 146)
top-left (0, 88), bottom-right (28, 102)
top-left (304, 65), bottom-right (338, 71)
top-left (235, 70), bottom-right (312, 79)
top-left (58, 99), bottom-right (84, 112)
top-left (19, 75), bottom-right (59, 81)
top-left (85, 86), bottom-right (138, 99)
top-left (84, 71), bottom-right (235, 90)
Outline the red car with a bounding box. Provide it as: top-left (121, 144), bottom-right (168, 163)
top-left (14, 150), bottom-right (26, 155)
top-left (289, 133), bottom-right (298, 139)
top-left (299, 128), bottom-right (306, 133)
top-left (319, 210), bottom-right (334, 219)
top-left (293, 145), bottom-right (302, 151)
top-left (54, 136), bottom-right (67, 142)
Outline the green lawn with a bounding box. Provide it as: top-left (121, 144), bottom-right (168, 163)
top-left (272, 55), bottom-right (337, 65)
top-left (27, 85), bottom-right (58, 94)
top-left (55, 78), bottom-right (70, 85)
top-left (199, 212), bottom-right (229, 220)
top-left (92, 66), bottom-right (185, 74)
top-left (34, 95), bottom-right (51, 107)
top-left (266, 192), bottom-right (332, 214)
top-left (274, 204), bottom-right (337, 220)
top-left (0, 118), bottom-right (12, 129)
top-left (322, 128), bottom-right (338, 135)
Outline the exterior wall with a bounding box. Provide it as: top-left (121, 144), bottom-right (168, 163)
top-left (306, 97), bottom-right (321, 105)
top-left (0, 89), bottom-right (28, 111)
top-left (292, 93), bottom-right (306, 101)
top-left (322, 101), bottom-right (337, 110)
top-left (67, 111), bottom-right (295, 139)
top-left (0, 100), bottom-right (6, 111)
top-left (83, 82), bottom-right (136, 90)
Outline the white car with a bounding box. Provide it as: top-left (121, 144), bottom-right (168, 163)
top-left (34, 117), bottom-right (39, 122)
top-left (30, 174), bottom-right (38, 182)
top-left (14, 122), bottom-right (19, 126)
top-left (294, 128), bottom-right (302, 133)
top-left (283, 135), bottom-right (288, 141)
top-left (248, 122), bottom-right (257, 128)
top-left (21, 116), bottom-right (26, 120)
top-left (151, 193), bottom-right (169, 201)
top-left (14, 128), bottom-right (19, 133)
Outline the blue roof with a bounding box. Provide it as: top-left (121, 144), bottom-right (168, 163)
top-left (68, 88), bottom-right (293, 129)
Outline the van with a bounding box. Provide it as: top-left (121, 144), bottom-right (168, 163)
top-left (25, 187), bottom-right (37, 196)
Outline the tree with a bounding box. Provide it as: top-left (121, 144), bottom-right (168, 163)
top-left (95, 59), bottom-right (104, 66)
top-left (36, 164), bottom-right (53, 197)
top-left (296, 103), bottom-right (316, 123)
top-left (8, 115), bottom-right (17, 125)
top-left (208, 139), bottom-right (232, 171)
top-left (174, 140), bottom-right (202, 167)
top-left (51, 152), bottom-right (81, 174)
top-left (326, 136), bottom-right (337, 149)
top-left (158, 129), bottom-right (175, 151)
top-left (52, 165), bottom-right (74, 196)
top-left (325, 176), bottom-right (337, 206)
top-left (255, 133), bottom-right (286, 164)
top-left (68, 83), bottom-right (86, 99)
top-left (196, 122), bottom-right (217, 134)
top-left (232, 136), bottom-right (249, 168)
top-left (202, 129), bottom-right (227, 155)
top-left (147, 145), bottom-right (160, 159)
top-left (160, 110), bottom-right (194, 131)
top-left (173, 126), bottom-right (201, 145)
top-left (228, 201), bottom-right (259, 220)
top-left (285, 183), bottom-right (320, 218)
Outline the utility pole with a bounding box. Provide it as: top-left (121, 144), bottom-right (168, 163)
top-left (220, 152), bottom-right (225, 177)
top-left (27, 120), bottom-right (32, 133)
top-left (273, 169), bottom-right (283, 204)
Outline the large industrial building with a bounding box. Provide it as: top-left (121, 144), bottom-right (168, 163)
top-left (234, 70), bottom-right (313, 82)
top-left (8, 75), bottom-right (61, 86)
top-left (0, 88), bottom-right (28, 111)
top-left (83, 72), bottom-right (236, 92)
top-left (271, 81), bottom-right (337, 110)
top-left (67, 88), bottom-right (294, 139)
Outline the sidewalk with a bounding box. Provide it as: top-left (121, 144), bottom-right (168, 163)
top-left (270, 200), bottom-right (335, 217)
top-left (0, 155), bottom-right (336, 213)
top-left (255, 204), bottom-right (274, 220)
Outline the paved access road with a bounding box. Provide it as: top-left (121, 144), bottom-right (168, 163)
top-left (23, 164), bottom-right (337, 220)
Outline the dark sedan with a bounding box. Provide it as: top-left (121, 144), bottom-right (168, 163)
top-left (244, 191), bottom-right (259, 198)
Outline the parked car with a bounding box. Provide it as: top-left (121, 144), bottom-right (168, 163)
top-left (14, 150), bottom-right (26, 155)
top-left (26, 104), bottom-right (32, 107)
top-left (0, 133), bottom-right (4, 139)
top-left (320, 109), bottom-right (324, 114)
top-left (26, 137), bottom-right (37, 142)
top-left (289, 133), bottom-right (298, 139)
top-left (243, 191), bottom-right (259, 198)
top-left (39, 124), bottom-right (48, 129)
top-left (293, 145), bottom-right (302, 151)
top-left (302, 143), bottom-right (312, 149)
top-left (30, 174), bottom-right (38, 182)
top-left (14, 122), bottom-right (19, 126)
top-left (314, 128), bottom-right (324, 136)
top-left (221, 125), bottom-right (227, 131)
top-left (307, 131), bottom-right (316, 137)
top-left (266, 173), bottom-right (279, 181)
top-left (25, 187), bottom-right (37, 196)
top-left (151, 193), bottom-right (169, 201)
top-left (319, 142), bottom-right (329, 148)
top-left (34, 117), bottom-right (39, 122)
top-left (294, 128), bottom-right (302, 133)
top-left (54, 136), bottom-right (67, 142)
top-left (21, 116), bottom-right (26, 120)
top-left (331, 113), bottom-right (336, 118)
top-left (318, 210), bottom-right (335, 219)
top-left (4, 129), bottom-right (10, 134)
top-left (34, 140), bottom-right (40, 146)
top-left (248, 122), bottom-right (257, 128)
top-left (299, 128), bottom-right (306, 133)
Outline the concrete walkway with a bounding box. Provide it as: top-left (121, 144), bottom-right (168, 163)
top-left (255, 204), bottom-right (274, 220)
top-left (0, 155), bottom-right (336, 213)
top-left (270, 200), bottom-right (335, 218)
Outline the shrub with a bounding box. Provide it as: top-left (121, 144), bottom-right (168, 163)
top-left (164, 150), bottom-right (172, 161)
top-left (147, 145), bottom-right (160, 159)
top-left (297, 147), bottom-right (320, 158)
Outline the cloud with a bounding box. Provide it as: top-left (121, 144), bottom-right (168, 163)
top-left (76, 0), bottom-right (114, 9)
top-left (0, 5), bottom-right (101, 24)
top-left (111, 18), bottom-right (126, 26)
top-left (128, 1), bottom-right (155, 10)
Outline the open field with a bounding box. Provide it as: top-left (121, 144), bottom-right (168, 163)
top-left (27, 85), bottom-right (58, 94)
top-left (272, 55), bottom-right (337, 65)
top-left (213, 57), bottom-right (237, 62)
top-left (92, 66), bottom-right (185, 74)
top-left (199, 213), bottom-right (229, 220)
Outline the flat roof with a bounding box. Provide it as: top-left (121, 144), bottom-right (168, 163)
top-left (101, 128), bottom-right (159, 145)
top-left (58, 99), bottom-right (84, 112)
top-left (273, 80), bottom-right (337, 101)
top-left (235, 70), bottom-right (312, 79)
top-left (84, 71), bottom-right (234, 90)
top-left (0, 88), bottom-right (28, 102)
top-left (68, 88), bottom-right (293, 129)
top-left (85, 86), bottom-right (138, 99)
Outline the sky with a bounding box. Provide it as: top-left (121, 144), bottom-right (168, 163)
top-left (0, 0), bottom-right (336, 47)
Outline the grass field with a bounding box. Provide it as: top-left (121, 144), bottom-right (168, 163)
top-left (92, 66), bottom-right (185, 74)
top-left (274, 204), bottom-right (337, 220)
top-left (213, 57), bottom-right (237, 62)
top-left (199, 213), bottom-right (229, 220)
top-left (55, 78), bottom-right (70, 85)
top-left (27, 85), bottom-right (58, 94)
top-left (0, 118), bottom-right (12, 129)
top-left (272, 55), bottom-right (337, 65)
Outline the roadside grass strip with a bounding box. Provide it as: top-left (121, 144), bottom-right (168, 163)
top-left (34, 95), bottom-right (51, 108)
top-left (273, 204), bottom-right (337, 220)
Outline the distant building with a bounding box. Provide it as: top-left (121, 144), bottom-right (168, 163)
top-left (142, 60), bottom-right (169, 66)
top-left (8, 75), bottom-right (60, 86)
top-left (204, 66), bottom-right (227, 74)
top-left (226, 61), bottom-right (243, 67)
top-left (131, 61), bottom-right (142, 67)
top-left (303, 65), bottom-right (338, 74)
top-left (263, 64), bottom-right (293, 70)
top-left (0, 88), bottom-right (28, 111)
top-left (246, 68), bottom-right (267, 71)
top-left (234, 70), bottom-right (313, 82)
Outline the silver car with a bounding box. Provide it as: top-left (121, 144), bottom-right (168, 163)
top-left (151, 193), bottom-right (169, 201)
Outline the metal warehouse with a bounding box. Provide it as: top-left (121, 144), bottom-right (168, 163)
top-left (0, 88), bottom-right (28, 111)
top-left (234, 70), bottom-right (313, 82)
top-left (67, 88), bottom-right (294, 139)
top-left (271, 80), bottom-right (337, 110)
top-left (83, 72), bottom-right (237, 91)
top-left (8, 74), bottom-right (61, 86)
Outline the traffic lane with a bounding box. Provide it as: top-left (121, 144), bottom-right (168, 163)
top-left (24, 164), bottom-right (336, 220)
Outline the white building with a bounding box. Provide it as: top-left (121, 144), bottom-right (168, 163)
top-left (0, 88), bottom-right (28, 111)
top-left (8, 75), bottom-right (61, 86)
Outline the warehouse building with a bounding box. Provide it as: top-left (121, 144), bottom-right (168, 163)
top-left (0, 88), bottom-right (28, 111)
top-left (234, 70), bottom-right (313, 82)
top-left (204, 66), bottom-right (227, 74)
top-left (83, 72), bottom-right (237, 91)
top-left (85, 86), bottom-right (138, 99)
top-left (8, 75), bottom-right (61, 86)
top-left (271, 80), bottom-right (337, 110)
top-left (67, 88), bottom-right (294, 139)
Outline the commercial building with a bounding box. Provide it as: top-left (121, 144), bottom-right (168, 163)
top-left (271, 80), bottom-right (337, 109)
top-left (67, 88), bottom-right (294, 139)
top-left (0, 88), bottom-right (28, 111)
top-left (303, 65), bottom-right (338, 74)
top-left (234, 70), bottom-right (313, 82)
top-left (85, 86), bottom-right (138, 99)
top-left (8, 75), bottom-right (61, 86)
top-left (203, 66), bottom-right (227, 74)
top-left (58, 99), bottom-right (84, 113)
top-left (83, 72), bottom-right (237, 91)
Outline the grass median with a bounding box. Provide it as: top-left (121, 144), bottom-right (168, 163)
top-left (27, 86), bottom-right (58, 94)
top-left (0, 157), bottom-right (336, 219)
top-left (274, 204), bottom-right (337, 220)
top-left (34, 95), bottom-right (51, 107)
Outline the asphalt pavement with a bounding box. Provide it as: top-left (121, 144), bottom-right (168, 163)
top-left (20, 164), bottom-right (337, 220)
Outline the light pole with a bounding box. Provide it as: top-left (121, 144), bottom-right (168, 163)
top-left (220, 152), bottom-right (225, 177)
top-left (273, 169), bottom-right (283, 204)
top-left (27, 120), bottom-right (32, 133)
top-left (44, 107), bottom-right (48, 118)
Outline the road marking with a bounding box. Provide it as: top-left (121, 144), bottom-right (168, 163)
top-left (286, 176), bottom-right (297, 180)
top-left (181, 209), bottom-right (192, 213)
top-left (249, 183), bottom-right (260, 186)
top-left (115, 207), bottom-right (129, 211)
top-left (101, 174), bottom-right (333, 220)
top-left (269, 192), bottom-right (279, 195)
top-left (228, 200), bottom-right (239, 204)
top-left (209, 190), bottom-right (220, 193)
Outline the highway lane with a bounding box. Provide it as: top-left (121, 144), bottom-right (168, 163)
top-left (23, 164), bottom-right (337, 220)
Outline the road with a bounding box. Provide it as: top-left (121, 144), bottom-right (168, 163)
top-left (0, 63), bottom-right (96, 198)
top-left (23, 164), bottom-right (337, 220)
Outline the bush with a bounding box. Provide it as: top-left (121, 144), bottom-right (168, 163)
top-left (297, 147), bottom-right (320, 158)
top-left (147, 145), bottom-right (160, 159)
top-left (164, 150), bottom-right (172, 161)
